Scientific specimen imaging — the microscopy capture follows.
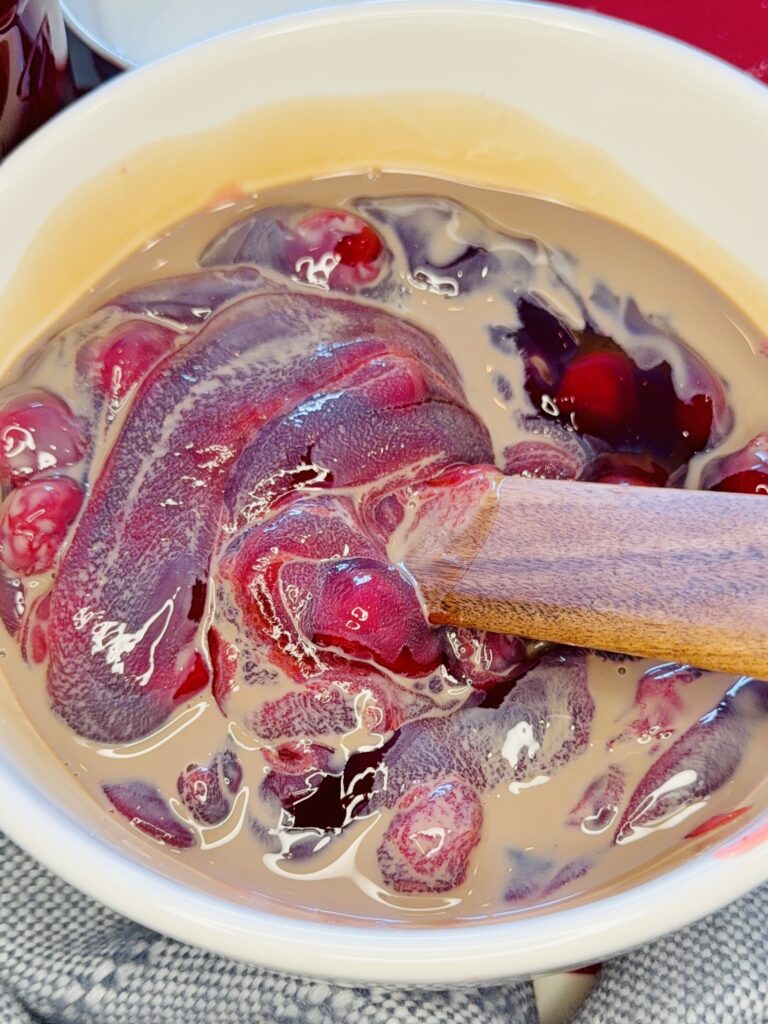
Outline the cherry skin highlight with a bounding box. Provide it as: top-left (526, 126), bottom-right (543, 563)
top-left (0, 476), bottom-right (84, 575)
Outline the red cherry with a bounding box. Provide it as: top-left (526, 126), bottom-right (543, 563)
top-left (334, 224), bottom-right (382, 266)
top-left (290, 210), bottom-right (386, 291)
top-left (0, 476), bottom-right (84, 575)
top-left (582, 453), bottom-right (669, 488)
top-left (555, 351), bottom-right (638, 442)
top-left (677, 392), bottom-right (713, 451)
top-left (442, 627), bottom-right (526, 690)
top-left (311, 558), bottom-right (441, 676)
top-left (701, 434), bottom-right (768, 493)
top-left (710, 469), bottom-right (768, 495)
top-left (84, 319), bottom-right (176, 410)
top-left (0, 389), bottom-right (87, 485)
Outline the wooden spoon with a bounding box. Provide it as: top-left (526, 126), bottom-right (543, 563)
top-left (400, 470), bottom-right (768, 678)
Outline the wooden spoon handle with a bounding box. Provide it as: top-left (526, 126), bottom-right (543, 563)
top-left (404, 471), bottom-right (768, 677)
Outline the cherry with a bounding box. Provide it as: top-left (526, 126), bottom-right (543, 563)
top-left (377, 776), bottom-right (483, 894)
top-left (555, 351), bottom-right (638, 443)
top-left (581, 453), bottom-right (669, 488)
top-left (252, 670), bottom-right (427, 740)
top-left (0, 476), bottom-right (84, 575)
top-left (0, 389), bottom-right (86, 485)
top-left (177, 761), bottom-right (230, 826)
top-left (615, 695), bottom-right (744, 845)
top-left (311, 558), bottom-right (442, 676)
top-left (442, 627), bottom-right (526, 690)
top-left (83, 319), bottom-right (176, 411)
top-left (505, 849), bottom-right (590, 902)
top-left (253, 683), bottom-right (358, 741)
top-left (677, 392), bottom-right (713, 451)
top-left (334, 224), bottom-right (382, 266)
top-left (290, 210), bottom-right (387, 292)
top-left (515, 300), bottom-right (579, 405)
top-left (701, 434), bottom-right (768, 494)
top-left (541, 857), bottom-right (591, 897)
top-left (710, 470), bottom-right (768, 495)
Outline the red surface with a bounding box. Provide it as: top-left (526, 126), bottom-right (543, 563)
top-left (556, 0), bottom-right (768, 82)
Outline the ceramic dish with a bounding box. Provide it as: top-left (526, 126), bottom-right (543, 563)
top-left (1, 1), bottom-right (767, 985)
top-left (60, 0), bottom-right (359, 68)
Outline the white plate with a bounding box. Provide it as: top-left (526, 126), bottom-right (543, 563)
top-left (61, 0), bottom-right (367, 67)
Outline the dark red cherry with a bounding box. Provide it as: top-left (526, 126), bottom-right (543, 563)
top-left (710, 470), bottom-right (768, 495)
top-left (514, 300), bottom-right (579, 404)
top-left (582, 453), bottom-right (669, 488)
top-left (334, 224), bottom-right (382, 267)
top-left (677, 392), bottom-right (714, 451)
top-left (0, 390), bottom-right (86, 485)
top-left (442, 627), bottom-right (526, 690)
top-left (290, 210), bottom-right (386, 291)
top-left (555, 351), bottom-right (638, 442)
top-left (0, 476), bottom-right (84, 575)
top-left (701, 434), bottom-right (768, 493)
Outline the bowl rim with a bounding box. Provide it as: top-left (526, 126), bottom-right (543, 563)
top-left (60, 0), bottom-right (123, 67)
top-left (3, 0), bottom-right (768, 985)
top-left (57, 0), bottom-right (768, 82)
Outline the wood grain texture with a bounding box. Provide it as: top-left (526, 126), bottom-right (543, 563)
top-left (405, 471), bottom-right (768, 678)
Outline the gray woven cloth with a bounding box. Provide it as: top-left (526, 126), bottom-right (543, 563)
top-left (0, 833), bottom-right (765, 1024)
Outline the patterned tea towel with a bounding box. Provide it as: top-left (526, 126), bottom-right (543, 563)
top-left (0, 832), bottom-right (766, 1024)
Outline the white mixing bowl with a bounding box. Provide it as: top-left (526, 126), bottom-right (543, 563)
top-left (0, 0), bottom-right (767, 985)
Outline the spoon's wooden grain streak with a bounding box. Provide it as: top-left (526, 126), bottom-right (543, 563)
top-left (403, 471), bottom-right (768, 678)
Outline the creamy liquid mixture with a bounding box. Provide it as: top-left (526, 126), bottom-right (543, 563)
top-left (2, 172), bottom-right (768, 925)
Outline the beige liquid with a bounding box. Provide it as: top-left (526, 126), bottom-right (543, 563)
top-left (3, 172), bottom-right (768, 926)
